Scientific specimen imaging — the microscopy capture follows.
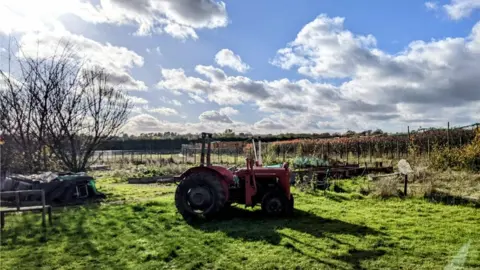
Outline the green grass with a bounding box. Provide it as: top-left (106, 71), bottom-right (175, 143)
top-left (1, 180), bottom-right (479, 269)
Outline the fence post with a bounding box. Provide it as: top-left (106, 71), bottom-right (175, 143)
top-left (407, 126), bottom-right (410, 159)
top-left (404, 174), bottom-right (408, 196)
top-left (369, 140), bottom-right (372, 164)
top-left (345, 143), bottom-right (348, 165)
top-left (427, 138), bottom-right (430, 160)
top-left (396, 140), bottom-right (399, 160)
top-left (447, 122), bottom-right (450, 149)
top-left (235, 143), bottom-right (238, 164)
top-left (327, 142), bottom-right (330, 159)
top-left (357, 141), bottom-right (360, 165)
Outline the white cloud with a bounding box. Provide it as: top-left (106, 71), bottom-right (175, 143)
top-left (214, 49), bottom-right (250, 73)
top-left (17, 29), bottom-right (147, 91)
top-left (149, 107), bottom-right (178, 116)
top-left (188, 93), bottom-right (206, 103)
top-left (219, 107), bottom-right (239, 116)
top-left (155, 14), bottom-right (480, 133)
top-left (271, 14), bottom-right (377, 79)
top-left (444, 0), bottom-right (480, 20)
top-left (199, 110), bottom-right (233, 123)
top-left (253, 118), bottom-right (286, 130)
top-left (195, 65), bottom-right (226, 81)
top-left (126, 96), bottom-right (149, 105)
top-left (0, 0), bottom-right (228, 40)
top-left (171, 99), bottom-right (182, 106)
top-left (425, 1), bottom-right (439, 10)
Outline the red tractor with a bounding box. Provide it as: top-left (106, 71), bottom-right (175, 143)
top-left (174, 133), bottom-right (294, 221)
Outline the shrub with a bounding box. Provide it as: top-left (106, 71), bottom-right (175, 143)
top-left (374, 176), bottom-right (402, 198)
top-left (430, 128), bottom-right (480, 172)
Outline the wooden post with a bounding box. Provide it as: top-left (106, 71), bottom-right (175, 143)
top-left (327, 142), bottom-right (330, 159)
top-left (447, 122), bottom-right (450, 149)
top-left (369, 140), bottom-right (372, 164)
top-left (235, 143), bottom-right (238, 165)
top-left (357, 141), bottom-right (360, 165)
top-left (407, 126), bottom-right (410, 158)
top-left (41, 190), bottom-right (46, 227)
top-left (194, 148), bottom-right (197, 164)
top-left (404, 174), bottom-right (408, 196)
top-left (345, 143), bottom-right (348, 165)
top-left (15, 192), bottom-right (20, 211)
top-left (396, 140), bottom-right (399, 159)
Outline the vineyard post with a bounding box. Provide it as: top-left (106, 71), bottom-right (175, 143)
top-left (357, 141), bottom-right (360, 165)
top-left (369, 140), bottom-right (372, 164)
top-left (407, 126), bottom-right (410, 159)
top-left (427, 137), bottom-right (430, 160)
top-left (447, 122), bottom-right (450, 149)
top-left (327, 142), bottom-right (330, 159)
top-left (345, 143), bottom-right (348, 165)
top-left (194, 148), bottom-right (197, 164)
top-left (390, 141), bottom-right (394, 160)
top-left (396, 139), bottom-right (399, 159)
top-left (235, 143), bottom-right (238, 164)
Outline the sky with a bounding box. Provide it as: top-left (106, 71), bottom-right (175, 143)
top-left (1, 0), bottom-right (480, 135)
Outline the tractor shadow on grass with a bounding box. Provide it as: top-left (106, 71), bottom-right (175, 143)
top-left (192, 207), bottom-right (386, 270)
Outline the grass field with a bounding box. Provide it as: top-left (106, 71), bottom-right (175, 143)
top-left (1, 179), bottom-right (479, 270)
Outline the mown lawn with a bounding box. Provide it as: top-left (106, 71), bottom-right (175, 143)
top-left (0, 181), bottom-right (479, 270)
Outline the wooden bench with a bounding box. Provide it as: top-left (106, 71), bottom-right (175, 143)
top-left (0, 190), bottom-right (52, 229)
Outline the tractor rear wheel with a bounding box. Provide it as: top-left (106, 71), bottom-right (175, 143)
top-left (175, 172), bottom-right (226, 221)
top-left (261, 191), bottom-right (289, 217)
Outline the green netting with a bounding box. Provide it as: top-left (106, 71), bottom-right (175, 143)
top-left (293, 157), bottom-right (329, 168)
top-left (88, 180), bottom-right (98, 193)
top-left (263, 164), bottom-right (283, 168)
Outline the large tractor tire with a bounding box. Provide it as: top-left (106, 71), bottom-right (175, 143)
top-left (261, 190), bottom-right (291, 217)
top-left (175, 172), bottom-right (226, 222)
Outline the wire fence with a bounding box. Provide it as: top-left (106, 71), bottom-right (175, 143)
top-left (91, 122), bottom-right (479, 167)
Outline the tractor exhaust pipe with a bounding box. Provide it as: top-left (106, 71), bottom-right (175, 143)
top-left (252, 139), bottom-right (257, 162)
top-left (200, 133), bottom-right (206, 166)
top-left (206, 133), bottom-right (212, 166)
top-left (258, 138), bottom-right (262, 166)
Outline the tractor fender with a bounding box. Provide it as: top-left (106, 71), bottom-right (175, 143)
top-left (178, 166), bottom-right (234, 201)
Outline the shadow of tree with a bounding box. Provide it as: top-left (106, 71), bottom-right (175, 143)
top-left (191, 207), bottom-right (387, 270)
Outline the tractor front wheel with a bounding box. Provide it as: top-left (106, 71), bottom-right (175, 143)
top-left (261, 191), bottom-right (289, 217)
top-left (175, 172), bottom-right (226, 222)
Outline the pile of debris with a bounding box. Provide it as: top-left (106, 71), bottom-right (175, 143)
top-left (0, 172), bottom-right (105, 206)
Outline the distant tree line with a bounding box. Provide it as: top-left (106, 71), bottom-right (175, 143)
top-left (98, 129), bottom-right (387, 151)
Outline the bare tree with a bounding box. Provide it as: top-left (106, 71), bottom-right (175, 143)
top-left (0, 41), bottom-right (131, 173)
